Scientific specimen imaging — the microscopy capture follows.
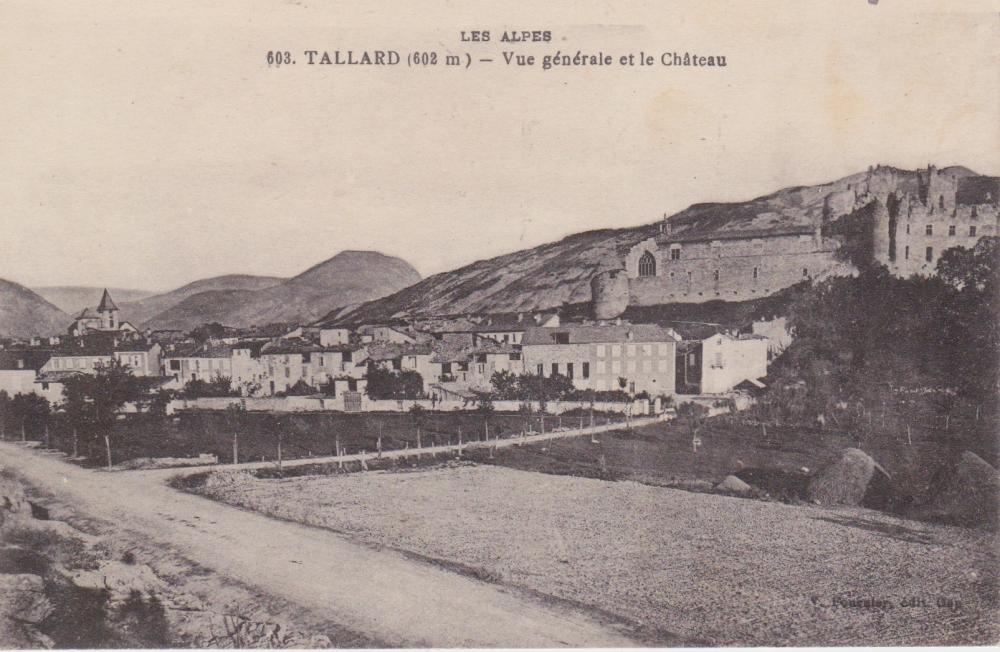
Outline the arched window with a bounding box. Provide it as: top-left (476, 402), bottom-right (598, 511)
top-left (638, 251), bottom-right (656, 277)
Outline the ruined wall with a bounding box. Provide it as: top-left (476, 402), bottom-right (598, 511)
top-left (871, 169), bottom-right (1000, 276)
top-left (625, 234), bottom-right (842, 305)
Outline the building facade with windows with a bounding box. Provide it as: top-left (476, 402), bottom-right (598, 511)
top-left (521, 324), bottom-right (680, 395)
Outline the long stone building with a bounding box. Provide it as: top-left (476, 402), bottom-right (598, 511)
top-left (591, 165), bottom-right (999, 318)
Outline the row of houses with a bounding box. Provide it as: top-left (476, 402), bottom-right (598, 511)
top-left (0, 291), bottom-right (770, 407)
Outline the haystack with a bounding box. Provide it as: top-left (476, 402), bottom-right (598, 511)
top-left (807, 448), bottom-right (892, 507)
top-left (715, 475), bottom-right (753, 496)
top-left (919, 451), bottom-right (1000, 528)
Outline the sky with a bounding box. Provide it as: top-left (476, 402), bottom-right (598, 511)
top-left (1, 0), bottom-right (998, 292)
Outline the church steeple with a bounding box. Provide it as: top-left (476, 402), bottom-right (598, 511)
top-left (96, 289), bottom-right (119, 330)
top-left (97, 288), bottom-right (118, 312)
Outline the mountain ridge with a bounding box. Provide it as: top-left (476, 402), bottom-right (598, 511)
top-left (143, 251), bottom-right (421, 330)
top-left (328, 164), bottom-right (989, 324)
top-left (0, 279), bottom-right (71, 337)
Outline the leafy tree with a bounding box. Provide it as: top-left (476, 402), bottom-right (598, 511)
top-left (490, 370), bottom-right (519, 399)
top-left (0, 391), bottom-right (10, 439)
top-left (189, 322), bottom-right (227, 344)
top-left (279, 380), bottom-right (318, 397)
top-left (182, 375), bottom-right (238, 399)
top-left (9, 393), bottom-right (50, 442)
top-left (224, 402), bottom-right (246, 464)
top-left (365, 365), bottom-right (424, 400)
top-left (676, 401), bottom-right (709, 453)
top-left (62, 359), bottom-right (143, 468)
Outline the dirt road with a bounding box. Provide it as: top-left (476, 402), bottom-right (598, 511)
top-left (0, 441), bottom-right (650, 647)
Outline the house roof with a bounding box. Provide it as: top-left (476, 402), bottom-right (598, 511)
top-left (667, 322), bottom-right (728, 341)
top-left (366, 342), bottom-right (433, 362)
top-left (165, 342), bottom-right (232, 359)
top-left (0, 350), bottom-right (52, 371)
top-left (97, 289), bottom-right (118, 312)
top-left (522, 323), bottom-right (680, 346)
top-left (36, 370), bottom-right (87, 383)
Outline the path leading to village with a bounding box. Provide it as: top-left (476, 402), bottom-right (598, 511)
top-left (152, 412), bottom-right (673, 478)
top-left (0, 440), bottom-right (649, 647)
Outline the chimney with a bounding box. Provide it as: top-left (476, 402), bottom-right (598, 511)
top-left (662, 213), bottom-right (673, 237)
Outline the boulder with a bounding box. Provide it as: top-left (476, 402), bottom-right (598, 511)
top-left (0, 574), bottom-right (54, 624)
top-left (919, 451), bottom-right (1000, 528)
top-left (0, 474), bottom-right (34, 531)
top-left (715, 475), bottom-right (753, 496)
top-left (807, 448), bottom-right (893, 507)
top-left (71, 561), bottom-right (166, 600)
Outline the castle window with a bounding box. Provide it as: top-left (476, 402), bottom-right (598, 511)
top-left (752, 267), bottom-right (759, 280)
top-left (803, 268), bottom-right (809, 277)
top-left (670, 248), bottom-right (681, 261)
top-left (713, 270), bottom-right (719, 281)
top-left (638, 252), bottom-right (656, 277)
top-left (970, 225), bottom-right (977, 237)
top-left (904, 245), bottom-right (909, 259)
top-left (948, 225), bottom-right (956, 236)
top-left (906, 224), bottom-right (910, 235)
top-left (925, 246), bottom-right (933, 262)
top-left (536, 364), bottom-right (543, 376)
top-left (551, 362), bottom-right (559, 376)
top-left (926, 225), bottom-right (933, 236)
top-left (566, 363), bottom-right (574, 379)
top-left (554, 332), bottom-right (570, 344)
top-left (939, 195), bottom-right (945, 209)
top-left (582, 362), bottom-right (590, 379)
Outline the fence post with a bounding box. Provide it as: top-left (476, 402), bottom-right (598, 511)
top-left (457, 427), bottom-right (462, 458)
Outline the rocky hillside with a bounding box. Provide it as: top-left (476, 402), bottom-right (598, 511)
top-left (0, 279), bottom-right (70, 337)
top-left (119, 275), bottom-right (286, 326)
top-left (332, 165), bottom-right (982, 323)
top-left (145, 251), bottom-right (421, 330)
top-left (34, 286), bottom-right (154, 315)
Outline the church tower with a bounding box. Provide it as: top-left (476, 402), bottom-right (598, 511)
top-left (96, 289), bottom-right (119, 331)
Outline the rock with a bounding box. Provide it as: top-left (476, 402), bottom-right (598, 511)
top-left (918, 451), bottom-right (1000, 528)
top-left (807, 448), bottom-right (893, 507)
top-left (0, 574), bottom-right (54, 624)
top-left (715, 475), bottom-right (753, 495)
top-left (0, 474), bottom-right (35, 531)
top-left (71, 561), bottom-right (166, 599)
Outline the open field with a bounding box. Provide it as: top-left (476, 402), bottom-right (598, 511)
top-left (29, 409), bottom-right (627, 468)
top-left (466, 409), bottom-right (999, 505)
top-left (190, 463), bottom-right (1000, 646)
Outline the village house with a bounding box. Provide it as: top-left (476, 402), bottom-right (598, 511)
top-left (364, 342), bottom-right (436, 393)
top-left (163, 343), bottom-right (237, 386)
top-left (356, 324), bottom-right (417, 344)
top-left (33, 370), bottom-right (88, 404)
top-left (675, 330), bottom-right (768, 395)
top-left (521, 323), bottom-right (681, 395)
top-left (0, 350), bottom-right (52, 397)
top-left (259, 338), bottom-right (366, 395)
top-left (40, 337), bottom-right (162, 378)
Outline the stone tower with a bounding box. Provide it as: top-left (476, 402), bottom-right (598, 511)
top-left (591, 268), bottom-right (630, 320)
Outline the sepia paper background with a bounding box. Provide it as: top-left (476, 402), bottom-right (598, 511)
top-left (1, 0), bottom-right (998, 291)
